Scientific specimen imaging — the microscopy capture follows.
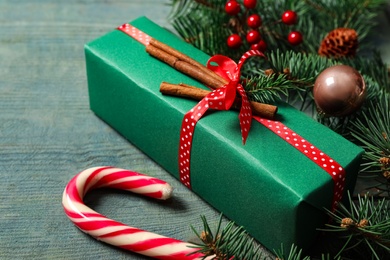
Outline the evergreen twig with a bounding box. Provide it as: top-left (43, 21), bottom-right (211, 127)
top-left (189, 194), bottom-right (389, 259)
top-left (319, 193), bottom-right (390, 259)
top-left (188, 214), bottom-right (266, 259)
top-left (170, 1), bottom-right (390, 258)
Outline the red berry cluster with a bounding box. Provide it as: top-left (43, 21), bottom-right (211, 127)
top-left (224, 1), bottom-right (302, 50)
top-left (282, 10), bottom-right (302, 45)
top-left (225, 0), bottom-right (266, 50)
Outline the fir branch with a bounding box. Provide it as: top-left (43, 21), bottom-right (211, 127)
top-left (242, 50), bottom-right (338, 111)
top-left (302, 0), bottom-right (388, 51)
top-left (274, 244), bottom-right (310, 260)
top-left (244, 73), bottom-right (305, 104)
top-left (320, 193), bottom-right (390, 259)
top-left (265, 50), bottom-right (338, 82)
top-left (189, 214), bottom-right (266, 259)
top-left (170, 1), bottom-right (390, 258)
top-left (169, 0), bottom-right (389, 58)
top-left (349, 92), bottom-right (390, 193)
top-left (341, 52), bottom-right (390, 94)
top-left (189, 193), bottom-right (390, 260)
top-left (168, 0), bottom-right (217, 20)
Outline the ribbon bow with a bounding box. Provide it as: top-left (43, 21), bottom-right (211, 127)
top-left (117, 23), bottom-right (347, 211)
top-left (179, 50), bottom-right (266, 188)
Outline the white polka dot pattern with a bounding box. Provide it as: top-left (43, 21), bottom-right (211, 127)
top-left (237, 50), bottom-right (266, 69)
top-left (253, 116), bottom-right (346, 211)
top-left (178, 50), bottom-right (267, 189)
top-left (117, 23), bottom-right (151, 46)
top-left (237, 84), bottom-right (252, 144)
top-left (113, 27), bottom-right (343, 211)
top-left (178, 83), bottom-right (251, 188)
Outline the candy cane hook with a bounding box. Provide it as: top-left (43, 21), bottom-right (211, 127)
top-left (62, 166), bottom-right (212, 259)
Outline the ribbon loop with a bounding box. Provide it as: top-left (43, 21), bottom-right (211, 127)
top-left (206, 84), bottom-right (236, 110)
top-left (118, 24), bottom-right (346, 211)
top-left (236, 50), bottom-right (267, 71)
top-left (207, 55), bottom-right (241, 82)
top-left (206, 50), bottom-right (267, 144)
top-left (179, 51), bottom-right (267, 188)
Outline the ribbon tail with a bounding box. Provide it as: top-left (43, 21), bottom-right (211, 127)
top-left (237, 84), bottom-right (252, 144)
top-left (178, 99), bottom-right (209, 189)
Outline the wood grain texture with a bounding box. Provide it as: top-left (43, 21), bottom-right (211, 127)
top-left (0, 1), bottom-right (389, 259)
top-left (0, 1), bottom-right (236, 259)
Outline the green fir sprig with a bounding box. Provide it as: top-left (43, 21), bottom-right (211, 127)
top-left (240, 48), bottom-right (390, 196)
top-left (274, 244), bottom-right (342, 260)
top-left (349, 92), bottom-right (390, 195)
top-left (169, 0), bottom-right (390, 258)
top-left (188, 214), bottom-right (265, 259)
top-left (169, 0), bottom-right (388, 59)
top-left (189, 193), bottom-right (390, 259)
top-left (320, 193), bottom-right (390, 259)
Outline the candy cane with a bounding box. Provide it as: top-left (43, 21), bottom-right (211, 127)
top-left (62, 166), bottom-right (212, 259)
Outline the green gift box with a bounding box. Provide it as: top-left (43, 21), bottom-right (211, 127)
top-left (85, 16), bottom-right (364, 251)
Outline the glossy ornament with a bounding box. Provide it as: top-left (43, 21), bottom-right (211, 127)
top-left (246, 30), bottom-right (261, 44)
top-left (247, 14), bottom-right (262, 28)
top-left (313, 65), bottom-right (366, 117)
top-left (288, 31), bottom-right (303, 45)
top-left (282, 10), bottom-right (298, 25)
top-left (225, 0), bottom-right (241, 16)
top-left (243, 0), bottom-right (257, 9)
top-left (227, 34), bottom-right (242, 48)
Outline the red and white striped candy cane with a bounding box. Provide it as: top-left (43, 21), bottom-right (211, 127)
top-left (62, 166), bottom-right (212, 259)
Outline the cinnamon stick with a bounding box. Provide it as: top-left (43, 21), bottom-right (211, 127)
top-left (146, 40), bottom-right (227, 89)
top-left (160, 82), bottom-right (278, 119)
top-left (147, 38), bottom-right (278, 119)
top-left (145, 44), bottom-right (179, 67)
top-left (160, 82), bottom-right (211, 100)
top-left (149, 39), bottom-right (228, 86)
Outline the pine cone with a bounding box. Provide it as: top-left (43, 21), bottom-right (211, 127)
top-left (318, 28), bottom-right (358, 58)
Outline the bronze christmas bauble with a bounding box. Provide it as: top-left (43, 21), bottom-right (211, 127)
top-left (313, 65), bottom-right (366, 117)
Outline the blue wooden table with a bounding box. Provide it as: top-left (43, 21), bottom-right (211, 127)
top-left (0, 1), bottom-right (389, 259)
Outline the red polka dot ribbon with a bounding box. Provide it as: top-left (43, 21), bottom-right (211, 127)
top-left (117, 24), bottom-right (345, 211)
top-left (179, 51), bottom-right (266, 189)
top-left (118, 23), bottom-right (151, 45)
top-left (253, 117), bottom-right (345, 210)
